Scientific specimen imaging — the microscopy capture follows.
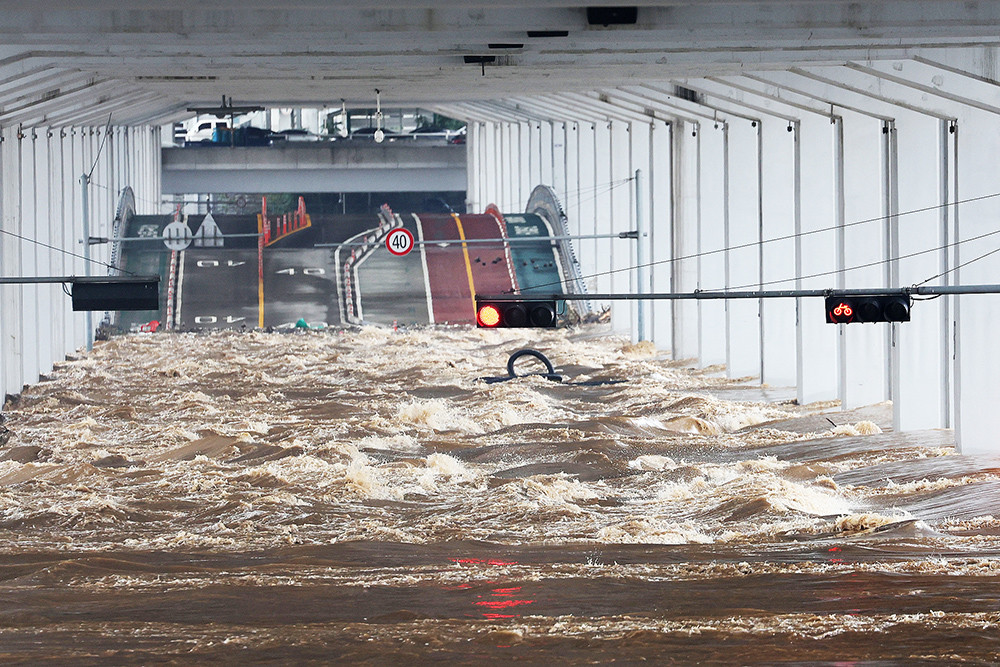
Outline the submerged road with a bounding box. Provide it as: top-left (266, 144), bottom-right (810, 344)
top-left (121, 210), bottom-right (567, 330)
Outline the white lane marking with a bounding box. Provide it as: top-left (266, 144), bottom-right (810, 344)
top-left (175, 250), bottom-right (186, 326)
top-left (412, 213), bottom-right (435, 324)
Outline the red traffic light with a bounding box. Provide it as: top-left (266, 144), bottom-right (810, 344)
top-left (475, 299), bottom-right (557, 328)
top-left (828, 301), bottom-right (855, 324)
top-left (477, 303), bottom-right (502, 327)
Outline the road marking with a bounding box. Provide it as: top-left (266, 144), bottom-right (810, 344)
top-left (175, 250), bottom-right (186, 326)
top-left (451, 213), bottom-right (477, 316)
top-left (412, 213), bottom-right (435, 324)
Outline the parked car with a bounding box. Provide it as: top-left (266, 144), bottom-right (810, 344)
top-left (184, 119), bottom-right (229, 145)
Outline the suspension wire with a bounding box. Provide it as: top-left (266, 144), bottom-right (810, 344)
top-left (716, 226), bottom-right (1000, 292)
top-left (913, 244), bottom-right (1000, 287)
top-left (0, 227), bottom-right (134, 276)
top-left (87, 113), bottom-right (114, 180)
top-left (517, 189), bottom-right (1000, 294)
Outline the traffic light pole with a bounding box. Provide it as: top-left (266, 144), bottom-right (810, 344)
top-left (476, 284), bottom-right (1000, 301)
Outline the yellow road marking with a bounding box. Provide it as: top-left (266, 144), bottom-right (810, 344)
top-left (451, 213), bottom-right (477, 315)
top-left (257, 214), bottom-right (264, 328)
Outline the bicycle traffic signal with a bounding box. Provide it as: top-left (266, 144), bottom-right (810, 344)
top-left (825, 294), bottom-right (910, 324)
top-left (476, 299), bottom-right (557, 328)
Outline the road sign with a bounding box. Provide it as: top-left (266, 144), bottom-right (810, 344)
top-left (162, 220), bottom-right (192, 251)
top-left (385, 228), bottom-right (414, 256)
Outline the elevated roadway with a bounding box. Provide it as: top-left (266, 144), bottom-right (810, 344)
top-left (161, 142), bottom-right (467, 195)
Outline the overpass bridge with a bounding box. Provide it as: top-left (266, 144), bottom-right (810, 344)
top-left (161, 141), bottom-right (467, 195)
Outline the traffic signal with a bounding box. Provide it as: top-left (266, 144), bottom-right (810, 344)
top-left (825, 294), bottom-right (910, 324)
top-left (476, 299), bottom-right (557, 328)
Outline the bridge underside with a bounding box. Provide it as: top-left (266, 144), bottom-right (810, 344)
top-left (3, 2), bottom-right (1000, 453)
top-left (161, 144), bottom-right (467, 194)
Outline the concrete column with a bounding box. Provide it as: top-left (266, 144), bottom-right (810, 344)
top-left (539, 121), bottom-right (553, 188)
top-left (724, 118), bottom-right (762, 380)
top-left (0, 127), bottom-right (17, 401)
top-left (672, 120), bottom-right (700, 362)
top-left (759, 118), bottom-right (798, 387)
top-left (698, 121), bottom-right (727, 368)
top-left (629, 121), bottom-right (653, 342)
top-left (795, 114), bottom-right (838, 405)
top-left (592, 121), bottom-right (613, 304)
top-left (552, 122), bottom-right (567, 201)
top-left (576, 122), bottom-right (598, 296)
top-left (649, 120), bottom-right (673, 352)
top-left (502, 122), bottom-right (516, 211)
top-left (950, 110), bottom-right (1000, 455)
top-left (839, 110), bottom-right (888, 409)
top-left (20, 129), bottom-right (39, 388)
top-left (609, 120), bottom-right (632, 334)
top-left (892, 113), bottom-right (950, 430)
top-left (518, 122), bottom-right (531, 210)
top-left (34, 128), bottom-right (55, 376)
top-left (563, 122), bottom-right (580, 236)
top-left (468, 122), bottom-right (482, 211)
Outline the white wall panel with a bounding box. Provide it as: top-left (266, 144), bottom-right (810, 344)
top-left (0, 122), bottom-right (162, 402)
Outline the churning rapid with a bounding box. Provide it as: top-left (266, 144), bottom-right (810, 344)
top-left (1, 326), bottom-right (999, 663)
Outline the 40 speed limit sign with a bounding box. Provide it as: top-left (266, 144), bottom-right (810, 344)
top-left (385, 227), bottom-right (415, 256)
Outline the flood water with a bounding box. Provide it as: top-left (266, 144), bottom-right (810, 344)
top-left (1, 326), bottom-right (999, 664)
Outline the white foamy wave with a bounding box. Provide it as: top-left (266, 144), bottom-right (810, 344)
top-left (596, 518), bottom-right (713, 544)
top-left (356, 434), bottom-right (422, 453)
top-left (397, 399), bottom-right (482, 434)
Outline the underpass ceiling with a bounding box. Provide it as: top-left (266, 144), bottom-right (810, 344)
top-left (1, 2), bottom-right (1000, 126)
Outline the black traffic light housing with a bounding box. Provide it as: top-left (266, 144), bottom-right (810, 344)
top-left (476, 299), bottom-right (557, 328)
top-left (825, 294), bottom-right (910, 324)
top-left (72, 276), bottom-right (160, 311)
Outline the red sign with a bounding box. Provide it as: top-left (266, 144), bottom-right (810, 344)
top-left (385, 228), bottom-right (415, 256)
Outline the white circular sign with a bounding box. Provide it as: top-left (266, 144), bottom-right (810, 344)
top-left (385, 228), bottom-right (414, 256)
top-left (162, 220), bottom-right (192, 251)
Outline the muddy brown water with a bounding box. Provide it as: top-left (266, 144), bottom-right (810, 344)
top-left (1, 326), bottom-right (998, 664)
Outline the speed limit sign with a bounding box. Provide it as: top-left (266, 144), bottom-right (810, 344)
top-left (385, 227), bottom-right (415, 256)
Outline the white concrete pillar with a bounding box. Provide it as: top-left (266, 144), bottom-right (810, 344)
top-left (517, 122), bottom-right (531, 210)
top-left (609, 120), bottom-right (632, 334)
top-left (592, 121), bottom-right (613, 304)
top-left (19, 129), bottom-right (39, 388)
top-left (698, 121), bottom-right (727, 368)
top-left (672, 121), bottom-right (701, 362)
top-left (649, 120), bottom-right (673, 352)
top-left (724, 118), bottom-right (762, 380)
top-left (838, 110), bottom-right (888, 409)
top-left (892, 113), bottom-right (951, 430)
top-left (0, 125), bottom-right (15, 400)
top-left (795, 114), bottom-right (839, 405)
top-left (34, 128), bottom-right (55, 376)
top-left (759, 117), bottom-right (798, 387)
top-left (950, 110), bottom-right (1000, 455)
top-left (552, 122), bottom-right (567, 201)
top-left (576, 122), bottom-right (598, 295)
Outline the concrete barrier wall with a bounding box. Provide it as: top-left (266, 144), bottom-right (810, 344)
top-left (0, 125), bottom-right (161, 403)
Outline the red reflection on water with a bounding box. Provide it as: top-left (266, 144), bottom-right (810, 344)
top-left (474, 586), bottom-right (536, 616)
top-left (448, 557), bottom-right (536, 619)
top-left (450, 557), bottom-right (518, 566)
